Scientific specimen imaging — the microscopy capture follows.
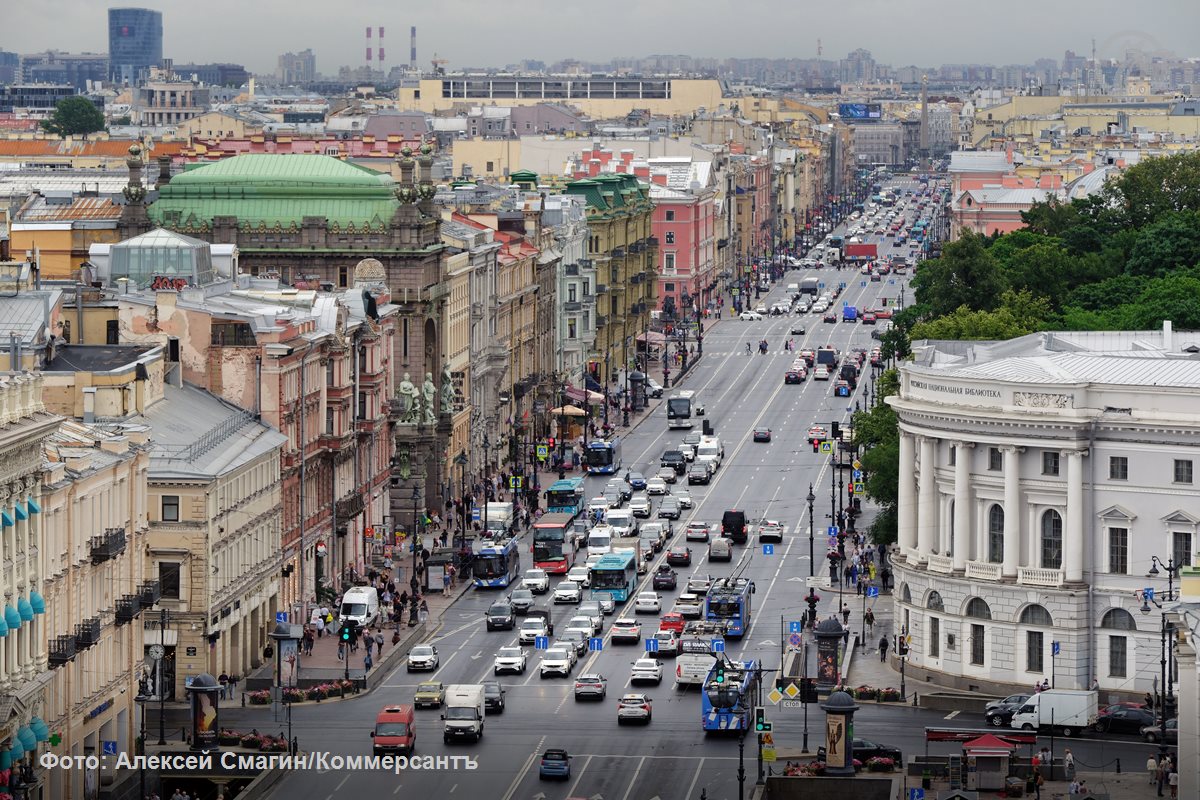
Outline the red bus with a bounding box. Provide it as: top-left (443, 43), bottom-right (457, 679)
top-left (532, 512), bottom-right (577, 574)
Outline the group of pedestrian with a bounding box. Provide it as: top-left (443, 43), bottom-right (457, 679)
top-left (1148, 753), bottom-right (1179, 798)
top-left (1033, 678), bottom-right (1052, 693)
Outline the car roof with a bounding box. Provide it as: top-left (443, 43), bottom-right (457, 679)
top-left (543, 749), bottom-right (569, 758)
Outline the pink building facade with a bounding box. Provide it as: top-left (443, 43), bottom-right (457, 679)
top-left (650, 183), bottom-right (716, 316)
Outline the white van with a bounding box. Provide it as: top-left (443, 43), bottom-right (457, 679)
top-left (586, 525), bottom-right (614, 555)
top-left (339, 586), bottom-right (380, 628)
top-left (785, 283), bottom-right (800, 298)
top-left (442, 684), bottom-right (486, 743)
top-left (606, 509), bottom-right (636, 539)
top-left (696, 437), bottom-right (723, 471)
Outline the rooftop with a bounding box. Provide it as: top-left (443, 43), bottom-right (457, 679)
top-left (44, 344), bottom-right (159, 374)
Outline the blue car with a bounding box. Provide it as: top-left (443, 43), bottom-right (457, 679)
top-left (539, 749), bottom-right (571, 780)
top-left (625, 471), bottom-right (647, 491)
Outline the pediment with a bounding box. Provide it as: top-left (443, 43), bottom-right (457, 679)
top-left (1097, 504), bottom-right (1136, 522)
top-left (1161, 509), bottom-right (1200, 527)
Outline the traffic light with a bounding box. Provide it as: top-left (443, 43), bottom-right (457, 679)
top-left (340, 622), bottom-right (355, 643)
top-left (754, 706), bottom-right (772, 732)
top-left (831, 421), bottom-right (841, 440)
top-left (811, 438), bottom-right (821, 453)
top-left (547, 437), bottom-right (555, 449)
top-left (714, 663), bottom-right (726, 684)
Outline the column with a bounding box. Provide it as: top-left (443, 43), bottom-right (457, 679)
top-left (952, 442), bottom-right (971, 571)
top-left (917, 436), bottom-right (937, 557)
top-left (1002, 446), bottom-right (1021, 578)
top-left (898, 433), bottom-right (918, 553)
top-left (1064, 450), bottom-right (1085, 583)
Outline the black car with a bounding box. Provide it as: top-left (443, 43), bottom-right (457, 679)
top-left (823, 312), bottom-right (837, 323)
top-left (850, 738), bottom-right (902, 763)
top-left (508, 588), bottom-right (536, 615)
top-left (752, 427), bottom-right (772, 443)
top-left (666, 547), bottom-right (692, 567)
top-left (652, 566), bottom-right (677, 590)
top-left (1096, 705), bottom-right (1156, 734)
top-left (985, 704), bottom-right (1021, 728)
top-left (790, 326), bottom-right (806, 336)
top-left (483, 681), bottom-right (506, 713)
top-left (687, 463), bottom-right (711, 485)
top-left (660, 450), bottom-right (687, 474)
top-left (485, 601), bottom-right (516, 631)
top-left (526, 609), bottom-right (554, 636)
top-left (785, 370), bottom-right (804, 384)
top-left (658, 496), bottom-right (683, 519)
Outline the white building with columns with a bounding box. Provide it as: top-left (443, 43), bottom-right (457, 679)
top-left (887, 327), bottom-right (1200, 697)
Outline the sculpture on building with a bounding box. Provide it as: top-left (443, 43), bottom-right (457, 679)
top-left (422, 373), bottom-right (437, 424)
top-left (397, 372), bottom-right (420, 424)
top-left (440, 364), bottom-right (456, 416)
top-left (395, 446), bottom-right (411, 479)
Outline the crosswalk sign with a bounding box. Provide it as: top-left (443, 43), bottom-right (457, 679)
top-left (536, 445), bottom-right (549, 460)
top-left (820, 442), bottom-right (833, 454)
top-left (853, 481), bottom-right (865, 494)
top-left (509, 476), bottom-right (524, 489)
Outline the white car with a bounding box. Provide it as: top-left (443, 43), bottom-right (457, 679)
top-left (539, 647), bottom-right (575, 678)
top-left (567, 614), bottom-right (601, 637)
top-left (634, 591), bottom-right (661, 614)
top-left (611, 618), bottom-right (642, 643)
top-left (673, 592), bottom-right (703, 618)
top-left (617, 693), bottom-right (653, 724)
top-left (518, 617), bottom-right (549, 645)
top-left (739, 311), bottom-right (763, 321)
top-left (759, 520), bottom-right (785, 543)
top-left (553, 581), bottom-right (582, 604)
top-left (630, 658), bottom-right (664, 685)
top-left (754, 304), bottom-right (768, 314)
top-left (629, 494), bottom-right (651, 517)
top-left (406, 644), bottom-right (440, 672)
top-left (585, 553), bottom-right (605, 569)
top-left (813, 365), bottom-right (830, 381)
top-left (523, 568), bottom-right (550, 594)
top-left (646, 477), bottom-right (668, 495)
top-left (494, 646), bottom-right (527, 675)
top-left (674, 489), bottom-right (694, 509)
top-left (566, 566), bottom-right (591, 588)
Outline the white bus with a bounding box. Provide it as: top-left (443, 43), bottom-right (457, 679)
top-left (666, 390), bottom-right (703, 429)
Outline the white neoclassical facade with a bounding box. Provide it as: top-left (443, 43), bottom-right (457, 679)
top-left (887, 327), bottom-right (1200, 697)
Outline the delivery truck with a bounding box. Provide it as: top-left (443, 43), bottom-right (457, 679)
top-left (1009, 689), bottom-right (1098, 737)
top-left (442, 684), bottom-right (486, 743)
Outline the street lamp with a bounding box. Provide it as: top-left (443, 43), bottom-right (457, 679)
top-left (454, 451), bottom-right (468, 548)
top-left (1140, 594), bottom-right (1174, 758)
top-left (806, 484), bottom-right (816, 578)
top-left (134, 694), bottom-right (148, 800)
top-left (410, 485), bottom-right (421, 579)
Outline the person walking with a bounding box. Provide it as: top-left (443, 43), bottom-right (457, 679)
top-left (364, 648), bottom-right (373, 673)
top-left (1064, 748), bottom-right (1075, 781)
top-left (879, 635), bottom-right (889, 661)
top-left (337, 639), bottom-right (346, 662)
top-left (841, 604), bottom-right (851, 625)
top-left (864, 609), bottom-right (875, 637)
top-left (375, 629), bottom-right (385, 656)
top-left (442, 570), bottom-right (451, 595)
top-left (1147, 754), bottom-right (1159, 785)
top-left (419, 599), bottom-right (429, 625)
top-left (1032, 767), bottom-right (1044, 800)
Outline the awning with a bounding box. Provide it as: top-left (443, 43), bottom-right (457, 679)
top-left (637, 331), bottom-right (666, 345)
top-left (585, 376), bottom-right (602, 393)
top-left (549, 405), bottom-right (587, 417)
top-left (564, 387), bottom-right (604, 405)
top-left (144, 628), bottom-right (178, 647)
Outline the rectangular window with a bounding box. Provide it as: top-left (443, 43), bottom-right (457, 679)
top-left (567, 319), bottom-right (577, 339)
top-left (988, 447), bottom-right (1002, 471)
top-left (665, 231), bottom-right (675, 244)
top-left (161, 495), bottom-right (180, 522)
top-left (159, 562), bottom-right (181, 599)
top-left (1027, 630), bottom-right (1044, 673)
top-left (326, 361), bottom-right (335, 385)
top-left (326, 407), bottom-right (334, 434)
top-left (357, 393), bottom-right (367, 420)
top-left (970, 623), bottom-right (985, 666)
top-left (582, 311), bottom-right (589, 330)
top-left (1108, 527), bottom-right (1128, 574)
top-left (1173, 531), bottom-right (1193, 568)
top-left (486, 161), bottom-right (494, 172)
top-left (402, 319), bottom-right (409, 357)
top-left (568, 284), bottom-right (577, 303)
top-left (1109, 456), bottom-right (1128, 480)
top-left (948, 446), bottom-right (956, 466)
top-left (1108, 635), bottom-right (1127, 678)
top-left (1042, 451), bottom-right (1060, 476)
top-left (1174, 459), bottom-right (1193, 484)
top-left (664, 282), bottom-right (675, 292)
top-left (928, 616), bottom-right (940, 658)
top-left (665, 210), bottom-right (675, 221)
top-left (582, 279), bottom-right (590, 296)
top-left (338, 265), bottom-right (348, 287)
top-left (664, 253), bottom-right (676, 273)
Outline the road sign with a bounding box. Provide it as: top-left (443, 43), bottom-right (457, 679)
top-left (767, 688), bottom-right (784, 705)
top-left (509, 476), bottom-right (524, 489)
top-left (102, 741), bottom-right (117, 756)
top-left (472, 507), bottom-right (481, 521)
top-left (762, 544), bottom-right (775, 556)
top-left (852, 460), bottom-right (862, 470)
top-left (827, 526), bottom-right (839, 536)
top-left (712, 639), bottom-right (726, 653)
top-left (788, 633), bottom-right (803, 649)
top-left (820, 442), bottom-right (833, 454)
top-left (853, 481), bottom-right (865, 494)
top-left (783, 682), bottom-right (801, 699)
top-left (860, 281), bottom-right (867, 287)
top-left (534, 636), bottom-right (549, 650)
top-left (1144, 587), bottom-right (1155, 601)
top-left (275, 611), bottom-right (288, 624)
top-left (866, 586), bottom-right (880, 598)
top-left (781, 699), bottom-right (804, 709)
top-left (788, 621), bottom-right (803, 634)
top-left (536, 445), bottom-right (549, 459)
top-left (589, 637), bottom-right (604, 652)
top-left (852, 469), bottom-right (863, 480)
top-left (1052, 641), bottom-right (1060, 656)
top-left (908, 790), bottom-right (925, 800)
top-left (828, 536), bottom-right (838, 549)
top-left (645, 638), bottom-right (659, 654)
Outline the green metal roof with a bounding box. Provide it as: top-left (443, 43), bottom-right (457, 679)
top-left (148, 154), bottom-right (401, 229)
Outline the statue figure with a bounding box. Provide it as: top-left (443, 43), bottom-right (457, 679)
top-left (397, 372), bottom-right (420, 424)
top-left (422, 373), bottom-right (437, 424)
top-left (440, 363), bottom-right (456, 416)
top-left (395, 446), bottom-right (411, 479)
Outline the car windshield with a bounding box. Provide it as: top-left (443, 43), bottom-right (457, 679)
top-left (498, 648), bottom-right (521, 658)
top-left (376, 722), bottom-right (409, 736)
top-left (545, 649), bottom-right (568, 659)
top-left (511, 590), bottom-right (532, 600)
top-left (445, 707), bottom-right (477, 720)
top-left (488, 604), bottom-right (510, 615)
top-left (525, 571), bottom-right (545, 581)
top-left (521, 620), bottom-right (543, 630)
top-left (341, 602), bottom-right (367, 617)
top-left (411, 646), bottom-right (434, 656)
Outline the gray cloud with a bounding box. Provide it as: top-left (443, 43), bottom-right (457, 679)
top-left (5, 0), bottom-right (1197, 75)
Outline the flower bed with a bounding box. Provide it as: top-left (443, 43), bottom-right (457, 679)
top-left (246, 679), bottom-right (358, 705)
top-left (217, 729), bottom-right (291, 751)
top-left (853, 685), bottom-right (878, 701)
top-left (866, 756), bottom-right (896, 772)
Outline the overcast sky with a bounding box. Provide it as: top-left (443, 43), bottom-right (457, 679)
top-left (6, 0), bottom-right (1198, 75)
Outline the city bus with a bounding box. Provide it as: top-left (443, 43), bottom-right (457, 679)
top-left (584, 438), bottom-right (622, 475)
top-left (666, 390), bottom-right (700, 430)
top-left (701, 658), bottom-right (761, 732)
top-left (472, 538), bottom-right (521, 588)
top-left (588, 552), bottom-right (638, 603)
top-left (531, 512), bottom-right (577, 575)
top-left (705, 577), bottom-right (754, 638)
top-left (544, 477), bottom-right (586, 518)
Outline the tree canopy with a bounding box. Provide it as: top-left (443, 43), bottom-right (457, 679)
top-left (40, 96), bottom-right (106, 139)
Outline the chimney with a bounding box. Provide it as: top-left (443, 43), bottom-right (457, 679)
top-left (599, 150), bottom-right (613, 165)
top-left (1164, 320), bottom-right (1173, 351)
top-left (157, 154), bottom-right (172, 185)
top-left (651, 173), bottom-right (668, 185)
top-left (633, 165), bottom-right (650, 179)
top-left (588, 159), bottom-right (601, 177)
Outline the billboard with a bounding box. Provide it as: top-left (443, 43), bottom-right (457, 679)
top-left (838, 103), bottom-right (882, 120)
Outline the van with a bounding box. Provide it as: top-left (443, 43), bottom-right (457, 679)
top-left (442, 684), bottom-right (486, 743)
top-left (696, 437), bottom-right (723, 471)
top-left (371, 705), bottom-right (415, 755)
top-left (721, 510), bottom-right (748, 544)
top-left (586, 525), bottom-right (613, 555)
top-left (708, 538), bottom-right (733, 561)
top-left (785, 283), bottom-right (799, 298)
top-left (339, 586), bottom-right (380, 628)
top-left (606, 509), bottom-right (636, 539)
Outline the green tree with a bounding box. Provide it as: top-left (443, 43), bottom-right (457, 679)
top-left (1021, 198), bottom-right (1082, 237)
top-left (40, 96), bottom-right (106, 139)
top-left (1125, 211), bottom-right (1200, 278)
top-left (909, 290), bottom-right (1053, 341)
top-left (853, 369), bottom-right (900, 545)
top-left (1108, 151), bottom-right (1200, 228)
top-left (911, 232), bottom-right (1006, 317)
top-left (1118, 273), bottom-right (1200, 330)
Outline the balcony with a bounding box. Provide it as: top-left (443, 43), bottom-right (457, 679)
top-left (596, 315), bottom-right (607, 328)
top-left (49, 635), bottom-right (76, 668)
top-left (612, 247), bottom-right (625, 258)
top-left (89, 528), bottom-right (126, 565)
top-left (629, 241), bottom-right (645, 253)
top-left (646, 236), bottom-right (659, 248)
top-left (564, 263), bottom-right (580, 276)
top-left (965, 561), bottom-right (1002, 581)
top-left (115, 596), bottom-right (140, 625)
top-left (595, 284), bottom-right (608, 294)
top-left (629, 272), bottom-right (643, 284)
top-left (717, 238), bottom-right (729, 249)
top-left (926, 553), bottom-right (954, 574)
top-left (578, 258), bottom-right (593, 268)
top-left (563, 301), bottom-right (582, 312)
top-left (74, 617), bottom-right (101, 650)
top-left (139, 580), bottom-right (162, 608)
top-left (1017, 567), bottom-right (1063, 587)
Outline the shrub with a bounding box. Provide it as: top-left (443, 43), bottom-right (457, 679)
top-left (239, 733), bottom-right (262, 749)
top-left (246, 690), bottom-right (271, 706)
top-left (866, 757), bottom-right (895, 772)
top-left (878, 687), bottom-right (902, 702)
top-left (854, 685), bottom-right (879, 700)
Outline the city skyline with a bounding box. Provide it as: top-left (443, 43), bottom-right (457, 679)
top-left (6, 0), bottom-right (1199, 77)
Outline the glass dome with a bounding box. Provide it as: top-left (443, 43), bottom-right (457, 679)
top-left (109, 227), bottom-right (215, 289)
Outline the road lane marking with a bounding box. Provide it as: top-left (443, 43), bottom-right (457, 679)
top-left (945, 710), bottom-right (960, 720)
top-left (565, 754), bottom-right (594, 798)
top-left (684, 757), bottom-right (706, 799)
top-left (499, 735), bottom-right (545, 800)
top-left (620, 756), bottom-right (648, 800)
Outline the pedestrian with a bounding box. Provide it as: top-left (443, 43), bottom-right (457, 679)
top-left (879, 635), bottom-right (889, 661)
top-left (442, 570), bottom-right (451, 595)
top-left (864, 609), bottom-right (875, 636)
top-left (337, 639), bottom-right (346, 661)
top-left (375, 629), bottom-right (385, 655)
top-left (1064, 748), bottom-right (1075, 781)
top-left (1169, 767), bottom-right (1178, 798)
top-left (1147, 755), bottom-right (1159, 785)
top-left (364, 649), bottom-right (373, 673)
top-left (841, 604), bottom-right (850, 625)
top-left (419, 599), bottom-right (429, 625)
top-left (410, 576), bottom-right (420, 596)
top-left (1158, 758), bottom-right (1167, 797)
top-left (1069, 779), bottom-right (1080, 795)
top-left (1033, 767), bottom-right (1044, 800)
top-left (746, 342), bottom-right (752, 355)
top-left (314, 613), bottom-right (325, 639)
top-left (448, 563), bottom-right (457, 589)
top-left (218, 672), bottom-right (229, 700)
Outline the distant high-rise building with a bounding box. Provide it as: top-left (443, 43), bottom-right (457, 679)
top-left (0, 50), bottom-right (19, 85)
top-left (108, 7), bottom-right (163, 84)
top-left (277, 49), bottom-right (316, 84)
top-left (19, 51), bottom-right (110, 90)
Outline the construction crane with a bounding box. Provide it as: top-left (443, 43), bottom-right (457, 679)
top-left (431, 54), bottom-right (447, 76)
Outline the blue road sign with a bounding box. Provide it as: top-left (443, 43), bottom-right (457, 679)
top-left (712, 640), bottom-right (726, 653)
top-left (908, 789), bottom-right (925, 800)
top-left (788, 633), bottom-right (804, 649)
top-left (1144, 587), bottom-right (1155, 601)
top-left (472, 507), bottom-right (482, 521)
top-left (828, 536), bottom-right (838, 548)
top-left (589, 637), bottom-right (604, 652)
top-left (534, 636), bottom-right (550, 650)
top-left (1052, 641), bottom-right (1060, 656)
top-left (889, 279), bottom-right (897, 285)
top-left (866, 586), bottom-right (880, 599)
top-left (827, 526), bottom-right (839, 536)
top-left (860, 281), bottom-right (867, 287)
top-left (818, 282), bottom-right (825, 289)
top-left (645, 638), bottom-right (659, 653)
top-left (852, 469), bottom-right (863, 480)
top-left (788, 621), bottom-right (803, 634)
top-left (102, 741), bottom-right (118, 756)
top-left (275, 611), bottom-right (289, 624)
top-left (762, 544), bottom-right (775, 555)
top-left (837, 386), bottom-right (850, 397)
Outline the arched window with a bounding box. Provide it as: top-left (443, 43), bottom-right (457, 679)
top-left (1021, 604), bottom-right (1052, 674)
top-left (1041, 510), bottom-right (1063, 569)
top-left (1020, 604), bottom-right (1053, 626)
top-left (965, 597), bottom-right (992, 620)
top-left (901, 584), bottom-right (912, 604)
top-left (1100, 608), bottom-right (1136, 631)
top-left (987, 504), bottom-right (1004, 564)
top-left (926, 590), bottom-right (945, 612)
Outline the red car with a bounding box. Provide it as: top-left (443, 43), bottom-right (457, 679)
top-left (874, 308), bottom-right (893, 319)
top-left (658, 612), bottom-right (686, 634)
